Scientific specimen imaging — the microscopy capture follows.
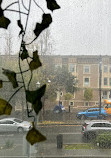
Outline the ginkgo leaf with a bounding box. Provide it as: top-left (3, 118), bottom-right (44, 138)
top-left (46, 0), bottom-right (60, 12)
top-left (32, 99), bottom-right (42, 115)
top-left (26, 127), bottom-right (46, 145)
top-left (0, 15), bottom-right (10, 29)
top-left (34, 14), bottom-right (52, 38)
top-left (17, 20), bottom-right (24, 35)
top-left (20, 44), bottom-right (29, 60)
top-left (26, 84), bottom-right (46, 104)
top-left (0, 98), bottom-right (12, 115)
top-left (0, 80), bottom-right (2, 88)
top-left (2, 69), bottom-right (18, 88)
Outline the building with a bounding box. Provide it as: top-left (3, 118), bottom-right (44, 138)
top-left (1, 55), bottom-right (111, 111)
top-left (44, 55), bottom-right (111, 109)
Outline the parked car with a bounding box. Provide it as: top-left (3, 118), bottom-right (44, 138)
top-left (0, 118), bottom-right (32, 133)
top-left (82, 120), bottom-right (111, 139)
top-left (76, 108), bottom-right (107, 120)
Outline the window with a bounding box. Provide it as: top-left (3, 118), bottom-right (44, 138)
top-left (69, 64), bottom-right (75, 72)
top-left (84, 77), bottom-right (89, 86)
top-left (104, 65), bottom-right (108, 73)
top-left (84, 66), bottom-right (90, 73)
top-left (84, 102), bottom-right (89, 106)
top-left (104, 77), bottom-right (108, 86)
top-left (109, 90), bottom-right (111, 99)
top-left (109, 78), bottom-right (111, 86)
top-left (103, 91), bottom-right (107, 99)
top-left (109, 65), bottom-right (111, 73)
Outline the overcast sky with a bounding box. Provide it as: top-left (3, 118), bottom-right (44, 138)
top-left (1, 0), bottom-right (111, 56)
top-left (51, 0), bottom-right (111, 55)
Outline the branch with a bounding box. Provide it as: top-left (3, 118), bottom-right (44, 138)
top-left (21, 0), bottom-right (29, 11)
top-left (4, 1), bottom-right (18, 10)
top-left (8, 86), bottom-right (24, 103)
top-left (4, 9), bottom-right (28, 15)
top-left (16, 69), bottom-right (30, 74)
top-left (33, 0), bottom-right (44, 13)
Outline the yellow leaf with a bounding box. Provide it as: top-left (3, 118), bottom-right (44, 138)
top-left (0, 98), bottom-right (12, 115)
top-left (26, 127), bottom-right (46, 145)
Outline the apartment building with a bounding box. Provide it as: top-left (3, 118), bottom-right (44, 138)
top-left (47, 55), bottom-right (111, 108)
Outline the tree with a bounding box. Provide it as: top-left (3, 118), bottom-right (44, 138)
top-left (84, 88), bottom-right (93, 101)
top-left (0, 0), bottom-right (60, 145)
top-left (53, 66), bottom-right (78, 93)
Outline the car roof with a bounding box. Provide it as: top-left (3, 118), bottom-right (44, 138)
top-left (87, 108), bottom-right (103, 110)
top-left (0, 118), bottom-right (21, 121)
top-left (84, 120), bottom-right (110, 124)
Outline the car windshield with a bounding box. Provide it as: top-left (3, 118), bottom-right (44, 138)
top-left (14, 119), bottom-right (23, 123)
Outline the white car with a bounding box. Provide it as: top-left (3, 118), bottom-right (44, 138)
top-left (82, 120), bottom-right (111, 139)
top-left (0, 118), bottom-right (32, 133)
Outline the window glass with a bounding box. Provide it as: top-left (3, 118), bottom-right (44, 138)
top-left (69, 64), bottom-right (75, 72)
top-left (104, 65), bottom-right (108, 73)
top-left (84, 78), bottom-right (89, 86)
top-left (104, 77), bottom-right (108, 86)
top-left (109, 65), bottom-right (111, 73)
top-left (84, 66), bottom-right (90, 73)
top-left (103, 91), bottom-right (107, 99)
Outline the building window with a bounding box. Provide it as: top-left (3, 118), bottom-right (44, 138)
top-left (84, 66), bottom-right (90, 73)
top-left (84, 102), bottom-right (89, 106)
top-left (109, 78), bottom-right (111, 86)
top-left (109, 90), bottom-right (111, 99)
top-left (109, 65), bottom-right (111, 73)
top-left (84, 77), bottom-right (89, 86)
top-left (70, 101), bottom-right (74, 106)
top-left (104, 65), bottom-right (108, 73)
top-left (103, 91), bottom-right (107, 99)
top-left (69, 64), bottom-right (75, 72)
top-left (104, 77), bottom-right (108, 86)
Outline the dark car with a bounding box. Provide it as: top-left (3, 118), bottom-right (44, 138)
top-left (76, 108), bottom-right (107, 120)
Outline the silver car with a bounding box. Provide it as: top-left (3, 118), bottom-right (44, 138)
top-left (82, 120), bottom-right (111, 139)
top-left (0, 118), bottom-right (32, 133)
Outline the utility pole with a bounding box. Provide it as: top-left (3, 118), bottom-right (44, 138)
top-left (99, 56), bottom-right (102, 116)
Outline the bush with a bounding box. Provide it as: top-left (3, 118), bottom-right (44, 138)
top-left (95, 132), bottom-right (111, 148)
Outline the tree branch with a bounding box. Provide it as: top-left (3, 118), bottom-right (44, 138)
top-left (4, 9), bottom-right (28, 15)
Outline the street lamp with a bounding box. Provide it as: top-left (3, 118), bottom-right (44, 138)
top-left (99, 56), bottom-right (102, 118)
top-left (36, 81), bottom-right (40, 88)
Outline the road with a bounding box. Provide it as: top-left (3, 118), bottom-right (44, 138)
top-left (0, 124), bottom-right (82, 145)
top-left (38, 124), bottom-right (83, 144)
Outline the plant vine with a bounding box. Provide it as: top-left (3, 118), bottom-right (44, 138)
top-left (0, 0), bottom-right (60, 145)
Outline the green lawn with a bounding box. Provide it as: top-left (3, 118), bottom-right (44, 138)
top-left (64, 143), bottom-right (96, 149)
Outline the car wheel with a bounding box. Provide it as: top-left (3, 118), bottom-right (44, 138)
top-left (17, 127), bottom-right (23, 133)
top-left (81, 115), bottom-right (86, 120)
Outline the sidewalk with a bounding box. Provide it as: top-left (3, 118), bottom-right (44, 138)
top-left (35, 142), bottom-right (111, 158)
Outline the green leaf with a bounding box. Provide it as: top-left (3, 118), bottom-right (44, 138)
top-left (17, 20), bottom-right (24, 35)
top-left (0, 80), bottom-right (2, 88)
top-left (0, 15), bottom-right (10, 29)
top-left (20, 44), bottom-right (29, 60)
top-left (26, 84), bottom-right (46, 104)
top-left (34, 14), bottom-right (52, 38)
top-left (0, 98), bottom-right (12, 115)
top-left (46, 0), bottom-right (60, 11)
top-left (26, 127), bottom-right (46, 145)
top-left (32, 99), bottom-right (42, 115)
top-left (29, 50), bottom-right (42, 71)
top-left (2, 69), bottom-right (18, 88)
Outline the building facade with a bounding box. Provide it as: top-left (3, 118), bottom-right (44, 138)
top-left (46, 55), bottom-right (111, 109)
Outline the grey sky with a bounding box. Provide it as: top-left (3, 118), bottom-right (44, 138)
top-left (51, 0), bottom-right (111, 55)
top-left (1, 0), bottom-right (111, 56)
